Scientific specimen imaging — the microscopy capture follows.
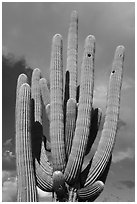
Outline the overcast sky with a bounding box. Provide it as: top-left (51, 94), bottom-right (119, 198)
top-left (2, 2), bottom-right (135, 202)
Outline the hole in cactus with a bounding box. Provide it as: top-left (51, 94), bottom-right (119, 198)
top-left (112, 70), bottom-right (115, 74)
top-left (119, 54), bottom-right (123, 57)
top-left (87, 53), bottom-right (91, 57)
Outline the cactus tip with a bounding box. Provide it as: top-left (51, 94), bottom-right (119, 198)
top-left (85, 35), bottom-right (96, 52)
top-left (33, 67), bottom-right (41, 73)
top-left (114, 45), bottom-right (125, 60)
top-left (21, 82), bottom-right (30, 89)
top-left (86, 35), bottom-right (96, 44)
top-left (97, 180), bottom-right (104, 187)
top-left (71, 10), bottom-right (78, 20)
top-left (18, 73), bottom-right (27, 80)
top-left (32, 68), bottom-right (41, 77)
top-left (53, 34), bottom-right (63, 45)
top-left (39, 77), bottom-right (47, 84)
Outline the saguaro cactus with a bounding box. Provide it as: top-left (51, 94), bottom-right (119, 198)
top-left (15, 10), bottom-right (125, 202)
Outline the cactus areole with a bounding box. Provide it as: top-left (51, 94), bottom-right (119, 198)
top-left (15, 10), bottom-right (125, 202)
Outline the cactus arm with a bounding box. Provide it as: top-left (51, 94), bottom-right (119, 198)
top-left (15, 74), bottom-right (28, 201)
top-left (32, 123), bottom-right (53, 192)
top-left (31, 68), bottom-right (42, 123)
top-left (39, 78), bottom-right (51, 150)
top-left (35, 144), bottom-right (53, 192)
top-left (31, 121), bottom-right (53, 192)
top-left (15, 74), bottom-right (28, 128)
top-left (65, 98), bottom-right (77, 160)
top-left (64, 35), bottom-right (95, 185)
top-left (77, 180), bottom-right (104, 202)
top-left (31, 69), bottom-right (53, 191)
top-left (66, 10), bottom-right (78, 99)
top-left (39, 77), bottom-right (50, 108)
top-left (50, 34), bottom-right (66, 171)
top-left (78, 156), bottom-right (112, 201)
top-left (84, 46), bottom-right (125, 186)
top-left (16, 83), bottom-right (38, 201)
top-left (16, 73), bottom-right (28, 100)
top-left (15, 74), bottom-right (28, 183)
top-left (98, 155), bottom-right (112, 184)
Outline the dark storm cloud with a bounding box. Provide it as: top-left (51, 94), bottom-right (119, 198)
top-left (119, 180), bottom-right (135, 189)
top-left (2, 54), bottom-right (32, 144)
top-left (2, 154), bottom-right (16, 171)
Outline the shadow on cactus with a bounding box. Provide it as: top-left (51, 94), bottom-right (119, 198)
top-left (15, 10), bottom-right (125, 202)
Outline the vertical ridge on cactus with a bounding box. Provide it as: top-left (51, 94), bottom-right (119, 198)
top-left (64, 35), bottom-right (95, 185)
top-left (84, 45), bottom-right (125, 186)
top-left (66, 10), bottom-right (78, 100)
top-left (50, 34), bottom-right (66, 171)
top-left (16, 83), bottom-right (38, 202)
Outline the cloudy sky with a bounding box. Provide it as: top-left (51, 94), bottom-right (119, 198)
top-left (2, 2), bottom-right (135, 202)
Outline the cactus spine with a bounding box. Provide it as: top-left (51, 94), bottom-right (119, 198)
top-left (15, 10), bottom-right (125, 202)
